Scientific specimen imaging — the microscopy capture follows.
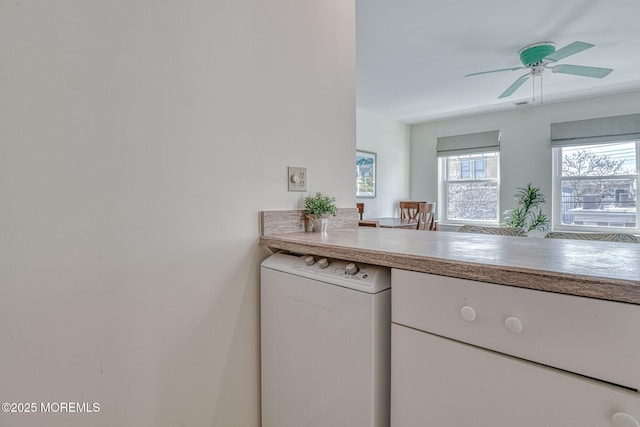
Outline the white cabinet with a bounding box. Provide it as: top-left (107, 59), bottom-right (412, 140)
top-left (392, 325), bottom-right (639, 427)
top-left (391, 270), bottom-right (640, 427)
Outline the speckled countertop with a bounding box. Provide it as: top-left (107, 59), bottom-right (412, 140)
top-left (260, 228), bottom-right (640, 305)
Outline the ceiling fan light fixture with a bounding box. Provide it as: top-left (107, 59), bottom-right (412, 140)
top-left (518, 42), bottom-right (556, 67)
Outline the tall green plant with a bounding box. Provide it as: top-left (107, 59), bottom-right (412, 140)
top-left (503, 183), bottom-right (549, 232)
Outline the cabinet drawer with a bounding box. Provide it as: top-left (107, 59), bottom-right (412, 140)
top-left (391, 269), bottom-right (640, 390)
top-left (391, 324), bottom-right (640, 427)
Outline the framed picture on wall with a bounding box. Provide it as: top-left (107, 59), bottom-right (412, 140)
top-left (356, 150), bottom-right (376, 198)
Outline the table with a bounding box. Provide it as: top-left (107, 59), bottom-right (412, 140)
top-left (363, 217), bottom-right (419, 229)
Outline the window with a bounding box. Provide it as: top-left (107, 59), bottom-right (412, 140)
top-left (553, 141), bottom-right (639, 230)
top-left (550, 113), bottom-right (640, 232)
top-left (440, 152), bottom-right (500, 223)
top-left (436, 130), bottom-right (501, 224)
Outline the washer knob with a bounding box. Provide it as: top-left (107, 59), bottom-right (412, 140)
top-left (460, 305), bottom-right (477, 322)
top-left (305, 256), bottom-right (316, 266)
top-left (318, 258), bottom-right (330, 269)
top-left (345, 263), bottom-right (359, 275)
top-left (612, 412), bottom-right (640, 427)
top-left (505, 316), bottom-right (524, 333)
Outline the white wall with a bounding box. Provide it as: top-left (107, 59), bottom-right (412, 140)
top-left (410, 90), bottom-right (640, 234)
top-left (0, 2), bottom-right (355, 426)
top-left (356, 108), bottom-right (410, 217)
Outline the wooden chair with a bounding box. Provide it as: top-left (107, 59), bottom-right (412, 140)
top-left (399, 201), bottom-right (426, 222)
top-left (358, 220), bottom-right (380, 228)
top-left (416, 203), bottom-right (437, 231)
top-left (356, 203), bottom-right (364, 220)
top-left (399, 201), bottom-right (436, 231)
top-left (457, 225), bottom-right (528, 237)
top-left (544, 232), bottom-right (639, 243)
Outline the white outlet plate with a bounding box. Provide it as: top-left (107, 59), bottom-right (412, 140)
top-left (288, 166), bottom-right (307, 191)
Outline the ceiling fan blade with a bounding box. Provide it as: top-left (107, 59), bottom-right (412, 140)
top-left (498, 73), bottom-right (530, 98)
top-left (465, 66), bottom-right (525, 77)
top-left (543, 41), bottom-right (594, 62)
top-left (552, 64), bottom-right (613, 78)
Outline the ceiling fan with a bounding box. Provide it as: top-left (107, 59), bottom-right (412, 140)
top-left (465, 41), bottom-right (613, 99)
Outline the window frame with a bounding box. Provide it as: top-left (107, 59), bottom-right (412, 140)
top-left (551, 141), bottom-right (639, 233)
top-left (438, 151), bottom-right (501, 226)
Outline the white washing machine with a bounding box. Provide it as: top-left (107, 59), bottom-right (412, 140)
top-left (260, 251), bottom-right (391, 427)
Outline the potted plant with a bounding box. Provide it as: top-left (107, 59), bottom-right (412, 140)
top-left (503, 183), bottom-right (550, 233)
top-left (304, 192), bottom-right (337, 233)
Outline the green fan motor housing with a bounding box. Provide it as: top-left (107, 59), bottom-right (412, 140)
top-left (519, 42), bottom-right (556, 67)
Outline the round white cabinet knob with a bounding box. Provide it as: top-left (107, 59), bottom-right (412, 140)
top-left (318, 258), bottom-right (330, 269)
top-left (345, 263), bottom-right (359, 275)
top-left (612, 412), bottom-right (640, 427)
top-left (460, 305), bottom-right (477, 322)
top-left (305, 256), bottom-right (316, 266)
top-left (504, 316), bottom-right (524, 333)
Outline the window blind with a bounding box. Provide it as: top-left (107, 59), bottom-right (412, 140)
top-left (436, 130), bottom-right (500, 157)
top-left (550, 113), bottom-right (640, 147)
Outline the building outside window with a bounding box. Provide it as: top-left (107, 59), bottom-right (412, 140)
top-left (553, 141), bottom-right (638, 230)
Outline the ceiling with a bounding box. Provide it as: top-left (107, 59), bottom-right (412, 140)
top-left (356, 0), bottom-right (640, 124)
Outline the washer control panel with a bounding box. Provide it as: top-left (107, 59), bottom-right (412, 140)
top-left (294, 256), bottom-right (375, 284)
top-left (262, 252), bottom-right (391, 293)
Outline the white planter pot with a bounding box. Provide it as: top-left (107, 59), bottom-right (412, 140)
top-left (308, 215), bottom-right (330, 233)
